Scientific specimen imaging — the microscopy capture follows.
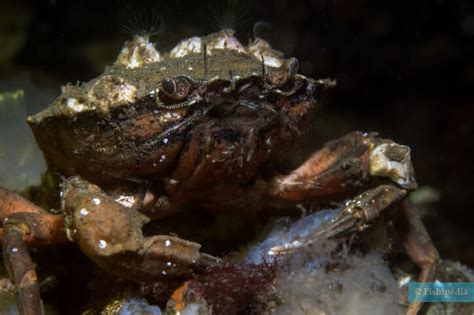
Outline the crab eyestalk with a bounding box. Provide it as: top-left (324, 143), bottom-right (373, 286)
top-left (159, 76), bottom-right (195, 101)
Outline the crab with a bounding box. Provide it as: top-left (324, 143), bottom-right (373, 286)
top-left (0, 30), bottom-right (438, 315)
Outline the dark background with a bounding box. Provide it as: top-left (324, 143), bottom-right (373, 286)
top-left (0, 0), bottom-right (472, 265)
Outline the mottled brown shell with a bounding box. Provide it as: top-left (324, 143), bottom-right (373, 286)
top-left (28, 31), bottom-right (320, 191)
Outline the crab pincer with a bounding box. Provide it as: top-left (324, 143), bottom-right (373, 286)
top-left (61, 176), bottom-right (220, 281)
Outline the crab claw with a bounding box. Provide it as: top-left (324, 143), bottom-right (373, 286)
top-left (269, 184), bottom-right (407, 255)
top-left (266, 132), bottom-right (418, 204)
top-left (61, 176), bottom-right (222, 281)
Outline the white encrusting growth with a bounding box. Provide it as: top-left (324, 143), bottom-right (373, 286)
top-left (66, 98), bottom-right (87, 112)
top-left (210, 36), bottom-right (243, 52)
top-left (170, 37), bottom-right (202, 58)
top-left (170, 30), bottom-right (249, 59)
top-left (115, 35), bottom-right (161, 69)
top-left (268, 240), bottom-right (304, 256)
top-left (369, 143), bottom-right (416, 188)
top-left (248, 37), bottom-right (285, 67)
top-left (398, 275), bottom-right (412, 287)
top-left (115, 195), bottom-right (136, 208)
top-left (206, 30), bottom-right (246, 55)
top-left (98, 240), bottom-right (107, 249)
top-left (79, 208), bottom-right (89, 216)
top-left (83, 75), bottom-right (138, 112)
top-left (91, 76), bottom-right (136, 103)
top-left (115, 81), bottom-right (137, 103)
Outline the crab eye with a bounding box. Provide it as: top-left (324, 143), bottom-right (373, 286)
top-left (161, 78), bottom-right (177, 95)
top-left (159, 76), bottom-right (194, 101)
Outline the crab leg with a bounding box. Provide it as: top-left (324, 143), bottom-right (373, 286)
top-left (3, 221), bottom-right (43, 315)
top-left (310, 184), bottom-right (407, 239)
top-left (394, 200), bottom-right (439, 315)
top-left (270, 186), bottom-right (438, 315)
top-left (0, 188), bottom-right (67, 315)
top-left (0, 187), bottom-right (45, 241)
top-left (266, 131), bottom-right (437, 315)
top-left (269, 184), bottom-right (407, 252)
top-left (61, 176), bottom-right (220, 282)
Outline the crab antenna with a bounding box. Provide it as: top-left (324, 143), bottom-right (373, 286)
top-left (203, 43), bottom-right (208, 78)
top-left (261, 55), bottom-right (266, 77)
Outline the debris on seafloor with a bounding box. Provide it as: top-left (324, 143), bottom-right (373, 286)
top-left (163, 208), bottom-right (400, 315)
top-left (98, 295), bottom-right (162, 315)
top-left (163, 260), bottom-right (277, 315)
top-left (118, 297), bottom-right (162, 315)
top-left (162, 208), bottom-right (474, 315)
top-left (1, 206), bottom-right (468, 315)
top-left (249, 208), bottom-right (401, 315)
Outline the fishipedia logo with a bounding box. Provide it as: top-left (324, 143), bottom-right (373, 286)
top-left (408, 282), bottom-right (474, 302)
